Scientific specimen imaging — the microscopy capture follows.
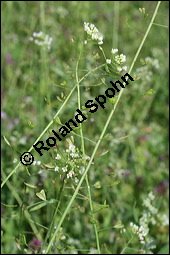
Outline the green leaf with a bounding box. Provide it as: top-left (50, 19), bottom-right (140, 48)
top-left (90, 217), bottom-right (98, 224)
top-left (44, 97), bottom-right (51, 105)
top-left (60, 80), bottom-right (67, 86)
top-left (3, 136), bottom-right (11, 147)
top-left (28, 121), bottom-right (36, 129)
top-left (100, 150), bottom-right (109, 156)
top-left (24, 182), bottom-right (37, 189)
top-left (94, 181), bottom-right (101, 189)
top-left (43, 163), bottom-right (55, 169)
top-left (36, 189), bottom-right (46, 201)
top-left (144, 89), bottom-right (156, 95)
top-left (103, 133), bottom-right (110, 140)
top-left (109, 180), bottom-right (120, 186)
top-left (114, 220), bottom-right (124, 229)
top-left (54, 116), bottom-right (62, 125)
top-left (109, 96), bottom-right (118, 104)
top-left (30, 202), bottom-right (47, 212)
top-left (19, 234), bottom-right (28, 246)
top-left (1, 203), bottom-right (17, 208)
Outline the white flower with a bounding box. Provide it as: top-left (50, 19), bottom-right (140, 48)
top-left (122, 66), bottom-right (127, 71)
top-left (117, 67), bottom-right (122, 72)
top-left (111, 48), bottom-right (118, 54)
top-left (54, 166), bottom-right (59, 172)
top-left (106, 59), bottom-right (111, 64)
top-left (98, 40), bottom-right (103, 45)
top-left (55, 154), bottom-right (61, 160)
top-left (67, 170), bottom-right (74, 178)
top-left (148, 191), bottom-right (155, 201)
top-left (83, 22), bottom-right (104, 45)
top-left (84, 40), bottom-right (87, 45)
top-left (115, 54), bottom-right (126, 64)
top-left (13, 158), bottom-right (17, 163)
top-left (79, 166), bottom-right (85, 174)
top-left (62, 166), bottom-right (68, 172)
top-left (30, 31), bottom-right (53, 50)
top-left (37, 161), bottom-right (41, 165)
top-left (69, 143), bottom-right (76, 152)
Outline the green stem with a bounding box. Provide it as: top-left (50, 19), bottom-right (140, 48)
top-left (44, 2), bottom-right (161, 253)
top-left (40, 177), bottom-right (66, 253)
top-left (76, 51), bottom-right (101, 254)
top-left (112, 1), bottom-right (119, 49)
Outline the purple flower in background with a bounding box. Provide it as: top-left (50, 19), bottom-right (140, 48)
top-left (29, 237), bottom-right (42, 251)
top-left (154, 180), bottom-right (168, 196)
top-left (144, 151), bottom-right (149, 157)
top-left (6, 54), bottom-right (13, 65)
top-left (158, 154), bottom-right (165, 161)
top-left (124, 169), bottom-right (131, 177)
top-left (7, 122), bottom-right (14, 130)
top-left (14, 118), bottom-right (19, 125)
top-left (1, 111), bottom-right (7, 119)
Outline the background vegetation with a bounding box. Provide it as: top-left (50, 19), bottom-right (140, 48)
top-left (1, 1), bottom-right (169, 254)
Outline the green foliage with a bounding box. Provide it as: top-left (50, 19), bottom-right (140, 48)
top-left (1, 1), bottom-right (168, 254)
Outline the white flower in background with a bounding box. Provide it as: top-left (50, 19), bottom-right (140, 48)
top-left (79, 166), bottom-right (85, 174)
top-left (13, 158), bottom-right (17, 163)
top-left (106, 59), bottom-right (111, 64)
top-left (55, 154), bottom-right (61, 160)
top-left (37, 161), bottom-right (41, 165)
top-left (29, 31), bottom-right (53, 50)
top-left (56, 6), bottom-right (68, 18)
top-left (75, 177), bottom-right (79, 183)
top-left (83, 22), bottom-right (103, 45)
top-left (148, 191), bottom-right (155, 201)
top-left (111, 48), bottom-right (118, 54)
top-left (54, 166), bottom-right (59, 172)
top-left (84, 40), bottom-right (87, 45)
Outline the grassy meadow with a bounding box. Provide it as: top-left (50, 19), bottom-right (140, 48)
top-left (1, 1), bottom-right (169, 254)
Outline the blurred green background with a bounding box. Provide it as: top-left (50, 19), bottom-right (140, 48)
top-left (1, 1), bottom-right (169, 254)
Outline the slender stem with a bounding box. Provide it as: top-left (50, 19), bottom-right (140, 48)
top-left (76, 51), bottom-right (101, 254)
top-left (1, 64), bottom-right (105, 188)
top-left (40, 177), bottom-right (65, 253)
top-left (44, 2), bottom-right (161, 253)
top-left (112, 1), bottom-right (119, 49)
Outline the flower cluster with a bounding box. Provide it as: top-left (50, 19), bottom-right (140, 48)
top-left (130, 223), bottom-right (147, 244)
top-left (53, 138), bottom-right (90, 183)
top-left (83, 22), bottom-right (103, 45)
top-left (106, 48), bottom-right (127, 72)
top-left (29, 31), bottom-right (53, 50)
top-left (129, 191), bottom-right (164, 253)
top-left (142, 191), bottom-right (158, 214)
